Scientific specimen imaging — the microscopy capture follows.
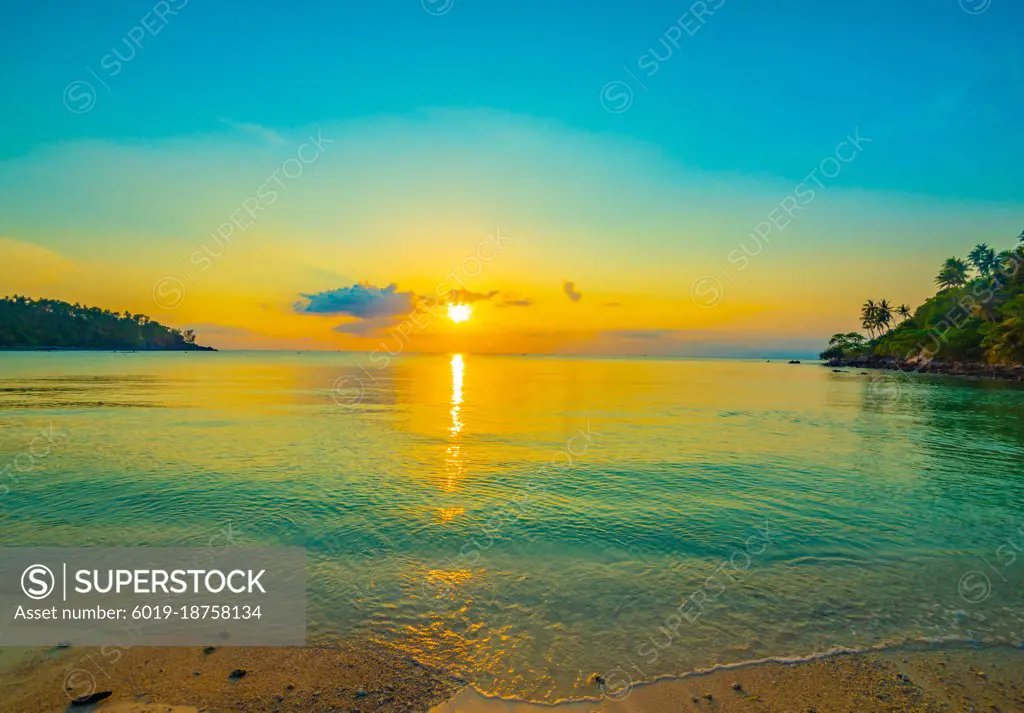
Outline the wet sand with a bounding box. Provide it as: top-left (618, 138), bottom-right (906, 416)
top-left (435, 645), bottom-right (1024, 712)
top-left (1, 643), bottom-right (1022, 712)
top-left (0, 642), bottom-right (461, 712)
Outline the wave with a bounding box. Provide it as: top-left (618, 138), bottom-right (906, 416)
top-left (431, 635), bottom-right (1022, 710)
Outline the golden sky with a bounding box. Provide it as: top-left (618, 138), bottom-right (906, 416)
top-left (2, 111), bottom-right (1021, 355)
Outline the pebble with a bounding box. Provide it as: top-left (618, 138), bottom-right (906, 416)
top-left (229, 669), bottom-right (247, 680)
top-left (732, 681), bottom-right (742, 691)
top-left (71, 691), bottom-right (113, 707)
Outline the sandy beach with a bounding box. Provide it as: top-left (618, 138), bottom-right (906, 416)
top-left (0, 641), bottom-right (461, 712)
top-left (2, 643), bottom-right (1022, 712)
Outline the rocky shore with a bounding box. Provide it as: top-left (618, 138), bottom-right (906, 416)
top-left (823, 354), bottom-right (1024, 382)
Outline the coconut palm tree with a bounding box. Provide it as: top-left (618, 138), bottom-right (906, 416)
top-left (897, 304), bottom-right (912, 321)
top-left (994, 249), bottom-right (1018, 280)
top-left (876, 299), bottom-right (894, 332)
top-left (936, 257), bottom-right (969, 290)
top-left (861, 299), bottom-right (879, 338)
top-left (968, 243), bottom-right (997, 277)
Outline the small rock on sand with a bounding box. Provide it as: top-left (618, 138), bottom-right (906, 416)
top-left (228, 669), bottom-right (247, 680)
top-left (71, 691), bottom-right (113, 706)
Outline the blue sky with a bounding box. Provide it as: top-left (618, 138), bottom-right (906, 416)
top-left (3, 0), bottom-right (1021, 199)
top-left (1, 0), bottom-right (1022, 354)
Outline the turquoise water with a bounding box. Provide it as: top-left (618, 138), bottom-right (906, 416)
top-left (1, 352), bottom-right (1023, 701)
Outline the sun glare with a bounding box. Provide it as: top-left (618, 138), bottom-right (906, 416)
top-left (447, 303), bottom-right (472, 323)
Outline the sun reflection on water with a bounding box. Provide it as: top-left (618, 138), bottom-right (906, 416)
top-left (450, 353), bottom-right (464, 436)
top-left (445, 354), bottom-right (466, 491)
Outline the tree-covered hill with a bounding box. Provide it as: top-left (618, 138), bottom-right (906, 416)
top-left (0, 296), bottom-right (214, 350)
top-left (821, 230), bottom-right (1024, 370)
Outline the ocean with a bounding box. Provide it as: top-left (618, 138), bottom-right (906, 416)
top-left (2, 351), bottom-right (1022, 702)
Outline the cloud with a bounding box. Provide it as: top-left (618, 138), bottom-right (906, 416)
top-left (333, 318), bottom-right (396, 337)
top-left (499, 296), bottom-right (533, 307)
top-left (563, 280), bottom-right (582, 302)
top-left (295, 283), bottom-right (415, 319)
top-left (217, 118), bottom-right (287, 145)
top-left (443, 288), bottom-right (499, 304)
top-left (612, 329), bottom-right (677, 340)
top-left (598, 329), bottom-right (825, 358)
top-left (438, 288), bottom-right (532, 307)
top-left (296, 283), bottom-right (416, 337)
top-left (0, 238), bottom-right (78, 292)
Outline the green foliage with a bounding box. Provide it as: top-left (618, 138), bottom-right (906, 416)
top-left (936, 257), bottom-right (969, 290)
top-left (980, 294), bottom-right (1024, 364)
top-left (820, 332), bottom-right (867, 360)
top-left (830, 230), bottom-right (1024, 366)
top-left (0, 296), bottom-right (212, 350)
top-left (860, 300), bottom-right (894, 338)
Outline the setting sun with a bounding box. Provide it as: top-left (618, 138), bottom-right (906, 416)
top-left (447, 304), bottom-right (472, 323)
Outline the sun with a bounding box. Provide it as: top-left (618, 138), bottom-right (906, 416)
top-left (447, 303), bottom-right (472, 323)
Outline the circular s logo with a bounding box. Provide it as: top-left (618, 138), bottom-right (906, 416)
top-left (689, 275), bottom-right (724, 309)
top-left (152, 276), bottom-right (185, 310)
top-left (599, 80), bottom-right (633, 114)
top-left (21, 564), bottom-right (56, 600)
top-left (63, 669), bottom-right (97, 702)
top-left (62, 81), bottom-right (97, 114)
top-left (331, 375), bottom-right (365, 406)
top-left (958, 570), bottom-right (992, 604)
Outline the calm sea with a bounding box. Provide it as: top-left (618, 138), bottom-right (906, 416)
top-left (2, 352), bottom-right (1023, 701)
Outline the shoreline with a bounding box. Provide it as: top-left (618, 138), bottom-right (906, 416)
top-left (823, 355), bottom-right (1024, 382)
top-left (3, 641), bottom-right (1023, 712)
top-left (434, 643), bottom-right (1024, 712)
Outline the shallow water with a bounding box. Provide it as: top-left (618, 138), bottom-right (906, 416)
top-left (2, 352), bottom-right (1023, 702)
